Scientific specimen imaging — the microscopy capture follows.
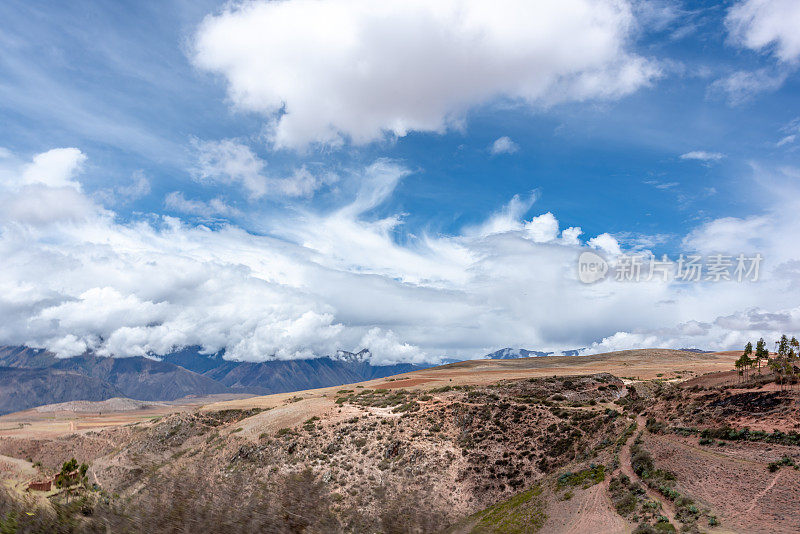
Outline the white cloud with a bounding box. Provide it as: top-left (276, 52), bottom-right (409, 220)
top-left (96, 170), bottom-right (151, 206)
top-left (776, 118), bottom-right (800, 147)
top-left (114, 171), bottom-right (151, 201)
top-left (20, 148), bottom-right (86, 190)
top-left (193, 0), bottom-right (659, 149)
top-left (4, 148), bottom-right (800, 364)
top-left (727, 0), bottom-right (800, 62)
top-left (588, 233), bottom-right (622, 256)
top-left (359, 328), bottom-right (427, 365)
top-left (0, 185), bottom-right (101, 226)
top-left (581, 307), bottom-right (800, 355)
top-left (193, 139), bottom-right (336, 198)
top-left (682, 214), bottom-right (772, 255)
top-left (0, 148), bottom-right (106, 225)
top-left (524, 212), bottom-right (559, 243)
top-left (468, 193), bottom-right (536, 237)
top-left (164, 191), bottom-right (241, 218)
top-left (709, 68), bottom-right (787, 105)
top-left (634, 0), bottom-right (686, 34)
top-left (715, 1), bottom-right (800, 103)
top-left (490, 136), bottom-right (519, 155)
top-left (193, 139), bottom-right (268, 198)
top-left (561, 226), bottom-right (583, 246)
top-left (645, 179), bottom-right (679, 189)
top-left (679, 150), bottom-right (725, 162)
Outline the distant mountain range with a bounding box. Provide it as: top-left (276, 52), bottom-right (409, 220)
top-left (0, 344), bottom-right (591, 415)
top-left (0, 346), bottom-right (424, 415)
top-left (0, 366), bottom-right (120, 415)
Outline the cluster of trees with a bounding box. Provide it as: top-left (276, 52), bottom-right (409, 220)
top-left (735, 335), bottom-right (799, 389)
top-left (54, 457), bottom-right (89, 489)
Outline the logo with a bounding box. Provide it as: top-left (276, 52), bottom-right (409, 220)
top-left (578, 251), bottom-right (608, 284)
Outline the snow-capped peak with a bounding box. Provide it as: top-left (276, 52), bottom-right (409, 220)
top-left (332, 348), bottom-right (372, 363)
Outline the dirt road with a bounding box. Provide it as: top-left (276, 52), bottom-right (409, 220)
top-left (618, 416), bottom-right (677, 526)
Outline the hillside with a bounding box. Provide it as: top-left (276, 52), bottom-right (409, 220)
top-left (2, 348), bottom-right (790, 533)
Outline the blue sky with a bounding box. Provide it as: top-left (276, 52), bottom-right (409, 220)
top-left (1, 0), bottom-right (800, 362)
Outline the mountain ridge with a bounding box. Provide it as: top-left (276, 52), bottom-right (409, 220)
top-left (0, 344), bottom-right (594, 414)
top-left (0, 345), bottom-right (426, 414)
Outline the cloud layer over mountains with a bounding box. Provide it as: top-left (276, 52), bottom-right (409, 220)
top-left (2, 145), bottom-right (800, 364)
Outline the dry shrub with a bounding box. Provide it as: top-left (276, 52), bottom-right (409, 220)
top-left (103, 468), bottom-right (338, 534)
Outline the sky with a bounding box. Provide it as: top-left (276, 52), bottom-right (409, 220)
top-left (1, 0), bottom-right (800, 364)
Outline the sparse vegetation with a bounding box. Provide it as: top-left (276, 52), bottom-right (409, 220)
top-left (557, 464), bottom-right (605, 488)
top-left (470, 485), bottom-right (546, 534)
top-left (767, 456), bottom-right (797, 472)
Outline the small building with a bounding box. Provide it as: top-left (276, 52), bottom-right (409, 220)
top-left (27, 480), bottom-right (51, 492)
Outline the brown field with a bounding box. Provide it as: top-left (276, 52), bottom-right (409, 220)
top-left (0, 393), bottom-right (253, 439)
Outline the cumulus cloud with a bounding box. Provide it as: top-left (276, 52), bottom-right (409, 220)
top-left (490, 136), bottom-right (519, 155)
top-left (679, 150), bottom-right (725, 162)
top-left (588, 233), bottom-right (622, 256)
top-left (727, 0), bottom-right (800, 62)
top-left (193, 139), bottom-right (337, 198)
top-left (193, 0), bottom-right (659, 149)
top-left (20, 148), bottom-right (87, 189)
top-left (561, 226), bottom-right (583, 246)
top-left (524, 212), bottom-right (559, 243)
top-left (0, 148), bottom-right (106, 225)
top-left (4, 148), bottom-right (800, 364)
top-left (360, 328), bottom-right (427, 365)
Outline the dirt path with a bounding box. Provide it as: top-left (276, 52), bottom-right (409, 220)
top-left (618, 416), bottom-right (677, 526)
top-left (742, 470), bottom-right (782, 515)
top-left (560, 481), bottom-right (631, 534)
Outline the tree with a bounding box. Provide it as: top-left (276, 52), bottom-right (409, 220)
top-left (742, 342), bottom-right (753, 382)
top-left (754, 338), bottom-right (768, 374)
top-left (55, 458), bottom-right (80, 489)
top-left (790, 337), bottom-right (800, 390)
top-left (771, 335), bottom-right (791, 392)
top-left (735, 350), bottom-right (753, 383)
